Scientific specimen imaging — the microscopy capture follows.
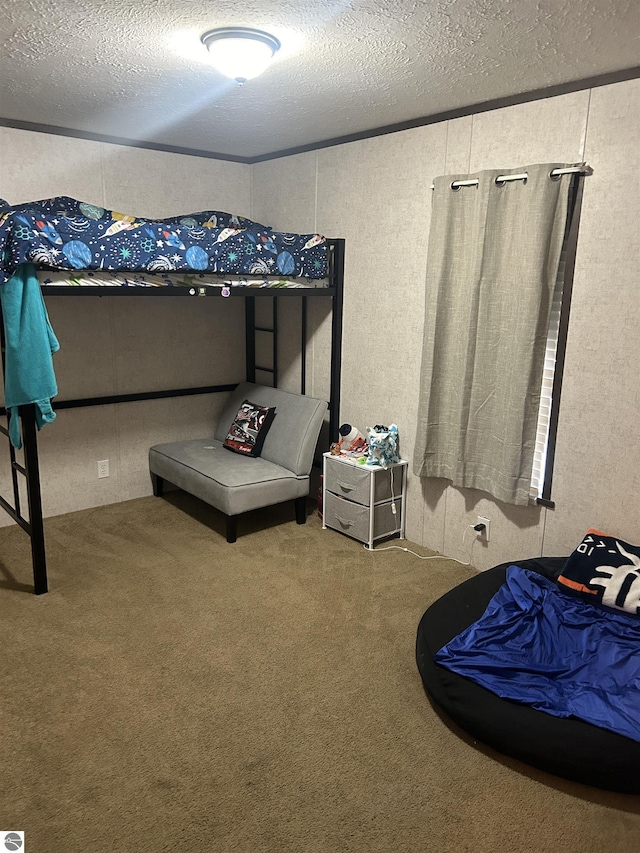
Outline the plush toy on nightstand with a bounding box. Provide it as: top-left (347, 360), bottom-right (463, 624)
top-left (338, 423), bottom-right (367, 454)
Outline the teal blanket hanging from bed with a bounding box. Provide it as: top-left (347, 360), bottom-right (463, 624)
top-left (0, 263), bottom-right (60, 448)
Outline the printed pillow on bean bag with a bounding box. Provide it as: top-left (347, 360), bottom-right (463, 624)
top-left (557, 529), bottom-right (640, 617)
top-left (223, 399), bottom-right (276, 457)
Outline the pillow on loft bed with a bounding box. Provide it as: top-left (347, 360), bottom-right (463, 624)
top-left (223, 400), bottom-right (276, 457)
top-left (557, 529), bottom-right (640, 617)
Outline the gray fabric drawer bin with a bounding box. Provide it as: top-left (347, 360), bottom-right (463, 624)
top-left (324, 492), bottom-right (402, 544)
top-left (324, 461), bottom-right (399, 506)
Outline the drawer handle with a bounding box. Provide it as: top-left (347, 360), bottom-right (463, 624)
top-left (335, 515), bottom-right (354, 528)
top-left (338, 481), bottom-right (355, 492)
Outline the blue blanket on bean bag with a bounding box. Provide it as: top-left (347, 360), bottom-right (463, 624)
top-left (435, 565), bottom-right (640, 743)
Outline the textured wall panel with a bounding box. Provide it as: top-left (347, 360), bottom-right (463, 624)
top-left (469, 92), bottom-right (591, 172)
top-left (542, 78), bottom-right (640, 553)
top-left (251, 152), bottom-right (318, 233)
top-left (0, 127), bottom-right (105, 205)
top-left (101, 146), bottom-right (250, 219)
top-left (314, 125), bottom-right (447, 546)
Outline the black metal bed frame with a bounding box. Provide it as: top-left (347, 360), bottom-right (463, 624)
top-left (0, 238), bottom-right (345, 595)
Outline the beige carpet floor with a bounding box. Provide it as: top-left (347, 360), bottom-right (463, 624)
top-left (1, 494), bottom-right (639, 853)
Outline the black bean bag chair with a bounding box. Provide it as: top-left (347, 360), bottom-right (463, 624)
top-left (416, 556), bottom-right (640, 793)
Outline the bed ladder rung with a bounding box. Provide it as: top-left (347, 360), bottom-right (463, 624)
top-left (246, 296), bottom-right (278, 388)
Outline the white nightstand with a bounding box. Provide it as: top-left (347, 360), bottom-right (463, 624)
top-left (321, 452), bottom-right (407, 550)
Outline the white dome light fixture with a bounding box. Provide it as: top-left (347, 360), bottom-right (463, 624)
top-left (201, 27), bottom-right (281, 83)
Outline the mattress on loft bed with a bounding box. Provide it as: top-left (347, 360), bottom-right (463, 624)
top-left (37, 270), bottom-right (329, 290)
top-left (0, 196), bottom-right (329, 285)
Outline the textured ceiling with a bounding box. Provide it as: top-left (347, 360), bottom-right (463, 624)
top-left (0, 0), bottom-right (639, 160)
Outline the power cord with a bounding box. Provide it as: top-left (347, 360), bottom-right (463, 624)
top-left (390, 467), bottom-right (397, 515)
top-left (365, 523), bottom-right (479, 567)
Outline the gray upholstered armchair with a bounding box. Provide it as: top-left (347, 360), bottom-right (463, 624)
top-left (148, 382), bottom-right (327, 542)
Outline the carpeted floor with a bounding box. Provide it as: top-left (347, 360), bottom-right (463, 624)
top-left (1, 494), bottom-right (639, 853)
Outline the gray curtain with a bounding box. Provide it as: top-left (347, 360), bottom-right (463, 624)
top-left (413, 163), bottom-right (572, 506)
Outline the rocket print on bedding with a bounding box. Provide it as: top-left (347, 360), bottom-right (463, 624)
top-left (0, 197), bottom-right (329, 284)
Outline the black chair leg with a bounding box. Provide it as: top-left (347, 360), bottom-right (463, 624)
top-left (226, 515), bottom-right (238, 543)
top-left (151, 473), bottom-right (164, 497)
top-left (295, 497), bottom-right (307, 525)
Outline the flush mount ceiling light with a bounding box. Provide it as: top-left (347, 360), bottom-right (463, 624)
top-left (201, 27), bottom-right (281, 83)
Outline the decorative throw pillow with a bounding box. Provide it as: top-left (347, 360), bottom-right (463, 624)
top-left (223, 399), bottom-right (276, 457)
top-left (557, 528), bottom-right (640, 617)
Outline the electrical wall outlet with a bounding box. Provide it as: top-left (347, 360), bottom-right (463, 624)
top-left (476, 515), bottom-right (491, 542)
top-left (97, 459), bottom-right (110, 479)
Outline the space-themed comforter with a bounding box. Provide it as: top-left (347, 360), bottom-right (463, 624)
top-left (435, 565), bottom-right (640, 743)
top-left (0, 197), bottom-right (328, 285)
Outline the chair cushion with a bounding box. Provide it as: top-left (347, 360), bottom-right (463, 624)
top-left (149, 438), bottom-right (309, 516)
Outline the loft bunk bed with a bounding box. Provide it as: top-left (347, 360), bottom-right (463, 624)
top-left (0, 196), bottom-right (345, 594)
